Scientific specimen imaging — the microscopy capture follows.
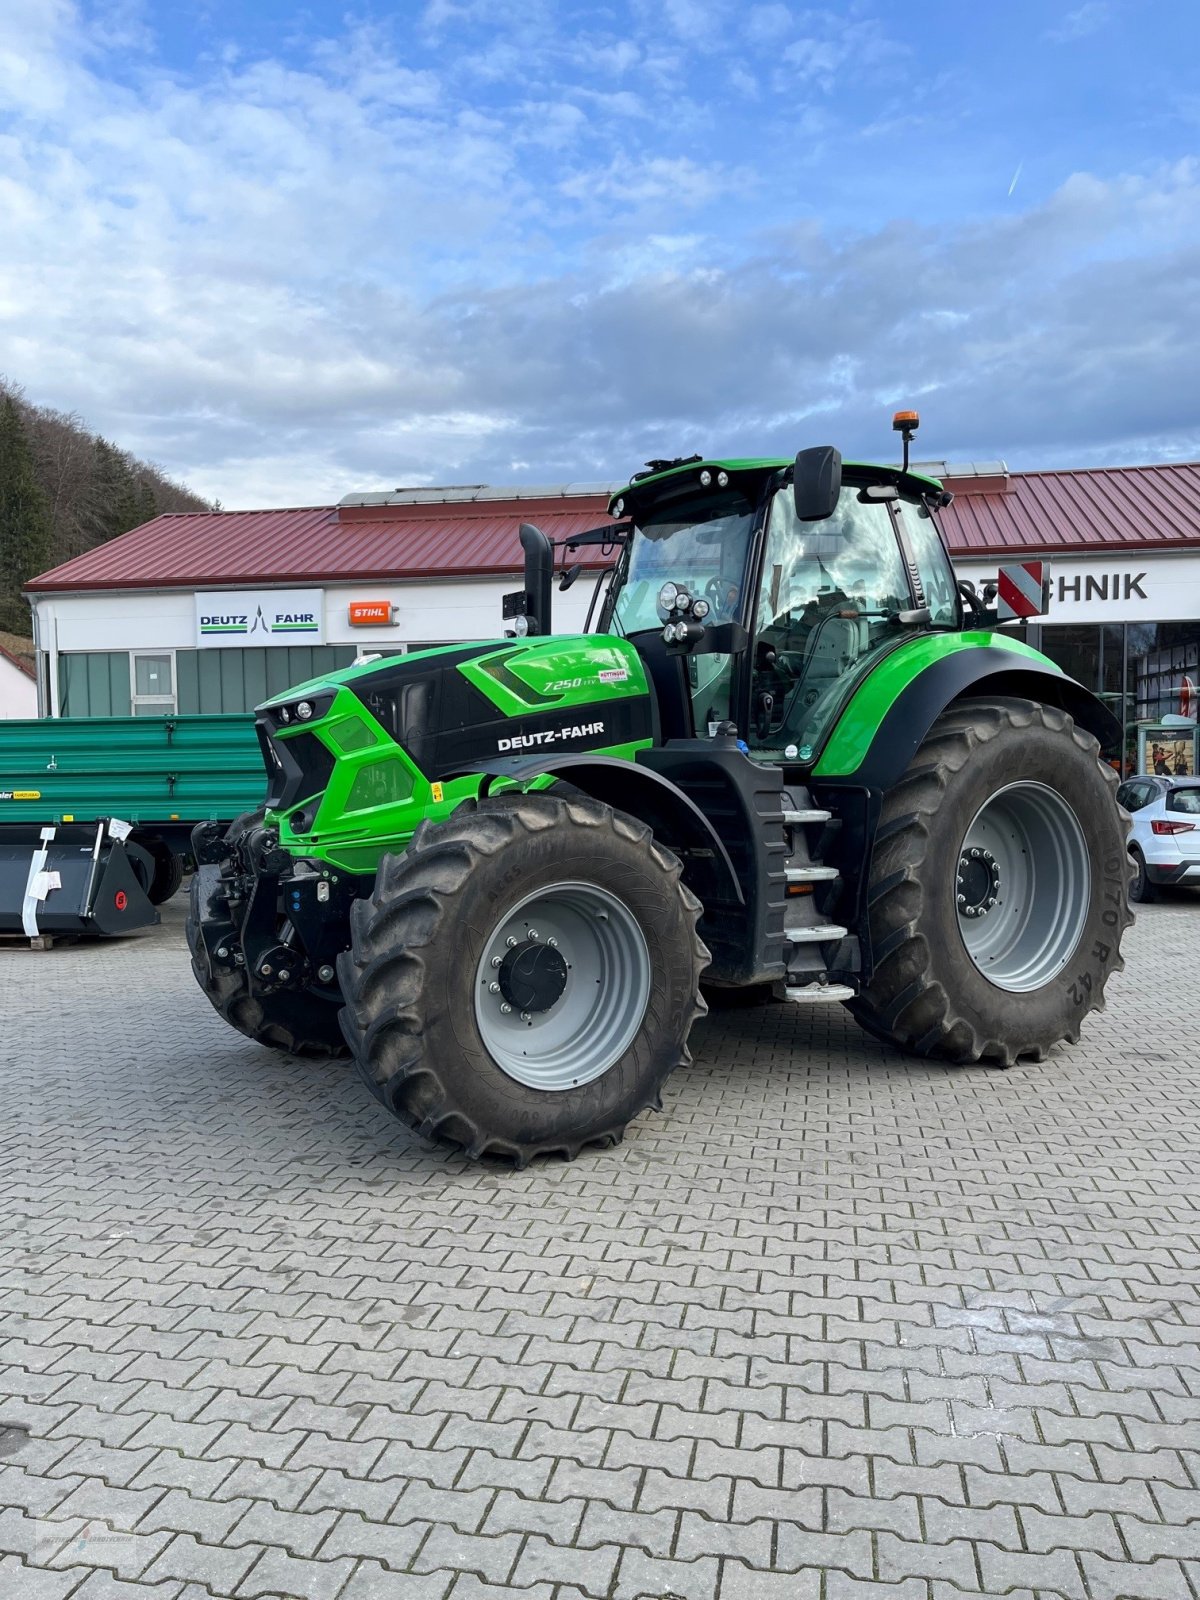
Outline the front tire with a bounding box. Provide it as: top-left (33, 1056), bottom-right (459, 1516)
top-left (851, 697), bottom-right (1132, 1064)
top-left (337, 793), bottom-right (709, 1164)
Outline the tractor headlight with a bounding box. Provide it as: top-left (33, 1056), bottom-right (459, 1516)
top-left (717, 470), bottom-right (729, 488)
top-left (296, 700), bottom-right (314, 721)
top-left (511, 613), bottom-right (530, 637)
top-left (613, 498), bottom-right (624, 516)
top-left (673, 590), bottom-right (691, 612)
top-left (692, 598), bottom-right (710, 620)
top-left (699, 469), bottom-right (712, 487)
top-left (278, 706), bottom-right (291, 724)
top-left (657, 581), bottom-right (679, 617)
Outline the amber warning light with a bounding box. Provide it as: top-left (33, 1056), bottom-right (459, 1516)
top-left (891, 409), bottom-right (920, 471)
top-left (348, 601), bottom-right (396, 627)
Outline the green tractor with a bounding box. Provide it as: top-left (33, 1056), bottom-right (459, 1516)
top-left (188, 418), bottom-right (1131, 1163)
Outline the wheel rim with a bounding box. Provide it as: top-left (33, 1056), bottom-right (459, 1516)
top-left (955, 781), bottom-right (1091, 993)
top-left (474, 881), bottom-right (652, 1091)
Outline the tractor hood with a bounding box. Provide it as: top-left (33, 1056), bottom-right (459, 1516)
top-left (254, 635), bottom-right (658, 862)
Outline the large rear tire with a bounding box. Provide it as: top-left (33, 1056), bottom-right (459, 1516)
top-left (185, 815), bottom-right (349, 1059)
top-left (850, 697), bottom-right (1132, 1064)
top-left (337, 792), bottom-right (710, 1164)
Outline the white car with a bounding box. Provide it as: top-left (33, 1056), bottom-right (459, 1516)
top-left (1116, 776), bottom-right (1200, 902)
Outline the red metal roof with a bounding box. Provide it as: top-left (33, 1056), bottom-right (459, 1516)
top-left (26, 461), bottom-right (1200, 594)
top-left (941, 460), bottom-right (1200, 557)
top-left (27, 495), bottom-right (616, 593)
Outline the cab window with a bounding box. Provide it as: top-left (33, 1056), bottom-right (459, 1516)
top-left (900, 501), bottom-right (959, 626)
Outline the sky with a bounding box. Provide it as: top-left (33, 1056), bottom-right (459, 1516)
top-left (2, 0), bottom-right (1199, 508)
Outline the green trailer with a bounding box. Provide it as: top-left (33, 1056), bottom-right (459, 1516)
top-left (0, 714), bottom-right (264, 937)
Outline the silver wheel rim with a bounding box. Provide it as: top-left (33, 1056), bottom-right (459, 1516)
top-left (956, 781), bottom-right (1091, 993)
top-left (474, 881), bottom-right (652, 1091)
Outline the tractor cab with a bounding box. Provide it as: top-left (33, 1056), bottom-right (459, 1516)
top-left (601, 429), bottom-right (961, 769)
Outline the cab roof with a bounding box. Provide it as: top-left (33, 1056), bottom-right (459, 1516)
top-left (608, 456), bottom-right (945, 517)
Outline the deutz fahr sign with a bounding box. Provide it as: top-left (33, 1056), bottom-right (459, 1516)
top-left (195, 589), bottom-right (325, 649)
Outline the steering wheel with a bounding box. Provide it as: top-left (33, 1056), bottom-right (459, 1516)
top-left (705, 577), bottom-right (738, 618)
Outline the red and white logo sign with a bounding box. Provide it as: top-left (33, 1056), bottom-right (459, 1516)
top-left (348, 601), bottom-right (396, 627)
top-left (996, 560), bottom-right (1048, 621)
top-left (1181, 674), bottom-right (1195, 720)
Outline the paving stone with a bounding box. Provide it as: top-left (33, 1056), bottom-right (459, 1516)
top-left (234, 1545), bottom-right (357, 1599)
top-left (5, 895), bottom-right (1200, 1600)
top-left (142, 1531), bottom-right (263, 1591)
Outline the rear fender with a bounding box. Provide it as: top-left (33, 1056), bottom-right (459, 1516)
top-left (816, 644), bottom-right (1120, 793)
top-left (809, 645), bottom-right (1121, 976)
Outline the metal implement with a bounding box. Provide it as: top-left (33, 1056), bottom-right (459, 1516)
top-left (0, 820), bottom-right (158, 937)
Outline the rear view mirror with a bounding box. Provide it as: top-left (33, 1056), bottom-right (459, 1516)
top-left (793, 446), bottom-right (842, 522)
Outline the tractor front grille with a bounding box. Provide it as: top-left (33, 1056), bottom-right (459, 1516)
top-left (258, 722), bottom-right (336, 813)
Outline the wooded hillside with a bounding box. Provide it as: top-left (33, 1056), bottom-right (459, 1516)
top-left (0, 380), bottom-right (211, 636)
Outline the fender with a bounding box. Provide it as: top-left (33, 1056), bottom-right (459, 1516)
top-left (449, 751), bottom-right (744, 908)
top-left (815, 636), bottom-right (1121, 793)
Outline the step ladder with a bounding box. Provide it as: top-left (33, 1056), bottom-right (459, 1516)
top-left (782, 980), bottom-right (857, 1004)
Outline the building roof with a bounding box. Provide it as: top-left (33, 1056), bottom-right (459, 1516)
top-left (26, 492), bottom-right (617, 594)
top-left (25, 459), bottom-right (1200, 595)
top-left (0, 636), bottom-right (36, 678)
top-left (943, 460), bottom-right (1200, 558)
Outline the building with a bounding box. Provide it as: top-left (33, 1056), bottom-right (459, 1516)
top-left (0, 638), bottom-right (37, 718)
top-left (25, 485), bottom-right (614, 718)
top-left (943, 459), bottom-right (1200, 776)
top-left (24, 460), bottom-right (1200, 776)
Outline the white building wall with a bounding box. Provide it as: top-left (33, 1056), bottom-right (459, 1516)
top-left (955, 550), bottom-right (1200, 625)
top-left (0, 657), bottom-right (37, 717)
top-left (34, 575), bottom-right (596, 658)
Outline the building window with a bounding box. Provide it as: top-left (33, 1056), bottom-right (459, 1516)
top-left (175, 645), bottom-right (359, 714)
top-left (59, 652), bottom-right (131, 717)
top-left (131, 652), bottom-right (177, 716)
top-left (56, 645), bottom-right (360, 716)
top-left (1038, 621), bottom-right (1200, 776)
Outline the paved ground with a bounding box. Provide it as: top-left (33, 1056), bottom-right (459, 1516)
top-left (1, 890), bottom-right (1198, 1600)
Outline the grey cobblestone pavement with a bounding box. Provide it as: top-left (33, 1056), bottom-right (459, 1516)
top-left (1, 890), bottom-right (1198, 1600)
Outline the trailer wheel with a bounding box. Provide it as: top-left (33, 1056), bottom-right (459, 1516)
top-left (142, 839), bottom-right (185, 905)
top-left (851, 697), bottom-right (1132, 1065)
top-left (338, 792), bottom-right (709, 1165)
top-left (185, 819), bottom-right (348, 1059)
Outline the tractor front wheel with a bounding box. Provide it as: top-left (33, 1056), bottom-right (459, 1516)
top-left (851, 697), bottom-right (1132, 1064)
top-left (337, 792), bottom-right (710, 1164)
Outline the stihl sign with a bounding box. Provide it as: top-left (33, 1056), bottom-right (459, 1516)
top-left (347, 601), bottom-right (396, 627)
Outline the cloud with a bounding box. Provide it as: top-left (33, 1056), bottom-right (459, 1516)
top-left (0, 1), bottom-right (1197, 510)
top-left (1046, 3), bottom-right (1112, 44)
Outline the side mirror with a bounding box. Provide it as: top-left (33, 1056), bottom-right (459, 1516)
top-left (792, 445), bottom-right (842, 522)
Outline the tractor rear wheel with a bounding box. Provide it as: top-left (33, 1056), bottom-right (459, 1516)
top-left (337, 792), bottom-right (709, 1164)
top-left (186, 815), bottom-right (349, 1059)
top-left (850, 696), bottom-right (1132, 1064)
